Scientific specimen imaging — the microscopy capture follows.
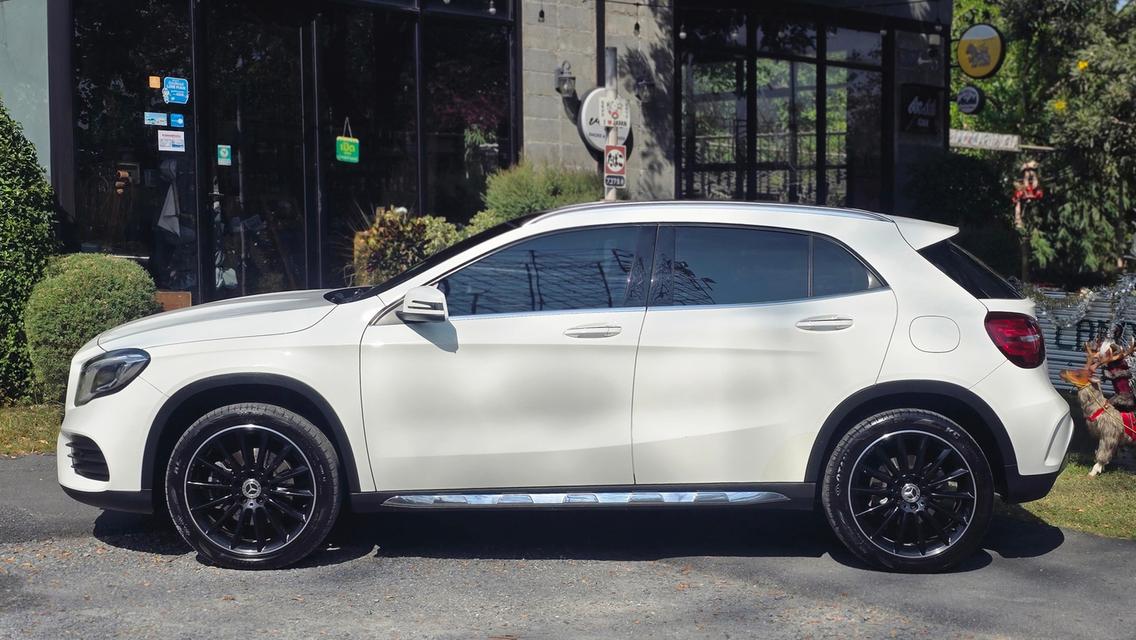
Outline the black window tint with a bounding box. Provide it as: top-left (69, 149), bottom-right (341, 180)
top-left (919, 241), bottom-right (1022, 300)
top-left (672, 227), bottom-right (809, 305)
top-left (812, 236), bottom-right (880, 297)
top-left (439, 227), bottom-right (644, 316)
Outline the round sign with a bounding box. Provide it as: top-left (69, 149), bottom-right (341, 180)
top-left (577, 88), bottom-right (630, 151)
top-left (957, 23), bottom-right (1005, 79)
top-left (956, 84), bottom-right (985, 115)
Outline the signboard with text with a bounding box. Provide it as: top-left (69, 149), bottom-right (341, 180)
top-left (900, 84), bottom-right (942, 135)
top-left (604, 144), bottom-right (627, 189)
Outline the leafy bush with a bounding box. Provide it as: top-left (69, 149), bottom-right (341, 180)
top-left (353, 207), bottom-right (460, 286)
top-left (23, 255), bottom-right (160, 402)
top-left (0, 96), bottom-right (56, 404)
top-left (467, 163), bottom-right (602, 236)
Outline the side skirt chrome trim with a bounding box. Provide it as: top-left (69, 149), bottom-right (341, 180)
top-left (381, 491), bottom-right (790, 508)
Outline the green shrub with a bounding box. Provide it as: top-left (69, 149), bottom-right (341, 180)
top-left (23, 255), bottom-right (160, 402)
top-left (43, 253), bottom-right (112, 279)
top-left (0, 96), bottom-right (56, 404)
top-left (353, 207), bottom-right (461, 286)
top-left (469, 163), bottom-right (602, 236)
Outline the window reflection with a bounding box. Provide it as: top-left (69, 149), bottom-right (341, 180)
top-left (812, 236), bottom-right (878, 297)
top-left (826, 66), bottom-right (882, 209)
top-left (439, 227), bottom-right (642, 316)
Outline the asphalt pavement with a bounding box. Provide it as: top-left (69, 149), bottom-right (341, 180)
top-left (2, 454), bottom-right (1134, 639)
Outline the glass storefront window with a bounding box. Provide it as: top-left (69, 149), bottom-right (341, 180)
top-left (681, 52), bottom-right (746, 199)
top-left (681, 9), bottom-right (746, 49)
top-left (756, 18), bottom-right (816, 58)
top-left (826, 66), bottom-right (883, 209)
top-left (72, 0), bottom-right (198, 297)
top-left (826, 27), bottom-right (883, 65)
top-left (0, 0), bottom-right (50, 174)
top-left (320, 7), bottom-right (418, 288)
top-left (422, 18), bottom-right (513, 223)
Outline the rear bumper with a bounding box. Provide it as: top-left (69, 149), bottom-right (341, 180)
top-left (1000, 465), bottom-right (1061, 504)
top-left (60, 485), bottom-right (154, 514)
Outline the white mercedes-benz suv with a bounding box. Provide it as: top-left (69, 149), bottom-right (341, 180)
top-left (58, 201), bottom-right (1071, 571)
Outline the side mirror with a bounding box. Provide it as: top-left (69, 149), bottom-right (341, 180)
top-left (397, 286), bottom-right (448, 323)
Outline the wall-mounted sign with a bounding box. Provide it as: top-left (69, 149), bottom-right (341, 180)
top-left (170, 113), bottom-right (185, 128)
top-left (949, 128), bottom-right (1020, 152)
top-left (336, 136), bottom-right (360, 163)
top-left (900, 84), bottom-right (942, 135)
top-left (957, 24), bottom-right (1006, 79)
top-left (143, 112), bottom-right (168, 126)
top-left (217, 144), bottom-right (232, 166)
top-left (604, 144), bottom-right (627, 189)
top-left (162, 76), bottom-right (190, 104)
top-left (956, 85), bottom-right (986, 115)
top-left (578, 89), bottom-right (630, 152)
top-left (148, 75), bottom-right (161, 89)
top-left (157, 130), bottom-right (185, 152)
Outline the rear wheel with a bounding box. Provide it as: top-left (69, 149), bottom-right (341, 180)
top-left (165, 403), bottom-right (341, 569)
top-left (821, 409), bottom-right (993, 572)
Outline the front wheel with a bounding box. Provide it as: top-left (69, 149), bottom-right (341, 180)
top-left (165, 403), bottom-right (341, 569)
top-left (821, 409), bottom-right (993, 572)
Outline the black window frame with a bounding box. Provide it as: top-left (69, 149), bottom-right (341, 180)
top-left (431, 223), bottom-right (660, 318)
top-left (648, 223), bottom-right (886, 308)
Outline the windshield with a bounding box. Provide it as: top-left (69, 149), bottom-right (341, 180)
top-left (329, 213), bottom-right (541, 303)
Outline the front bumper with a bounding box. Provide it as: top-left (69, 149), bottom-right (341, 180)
top-left (57, 371), bottom-right (167, 511)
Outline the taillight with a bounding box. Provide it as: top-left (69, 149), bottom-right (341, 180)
top-left (984, 312), bottom-right (1045, 368)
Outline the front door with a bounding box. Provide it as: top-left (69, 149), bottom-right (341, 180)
top-left (203, 0), bottom-right (311, 299)
top-left (360, 225), bottom-right (655, 491)
top-left (632, 225), bottom-right (897, 485)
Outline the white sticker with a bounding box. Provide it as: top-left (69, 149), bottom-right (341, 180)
top-left (157, 130), bottom-right (186, 153)
top-left (143, 112), bottom-right (168, 126)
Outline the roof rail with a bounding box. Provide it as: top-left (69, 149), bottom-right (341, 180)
top-left (525, 200), bottom-right (892, 225)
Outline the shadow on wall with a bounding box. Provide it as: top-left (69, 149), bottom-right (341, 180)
top-left (618, 6), bottom-right (675, 201)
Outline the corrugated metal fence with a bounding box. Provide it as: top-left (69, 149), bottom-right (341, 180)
top-left (1038, 290), bottom-right (1136, 392)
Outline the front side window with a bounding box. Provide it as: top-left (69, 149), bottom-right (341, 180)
top-left (438, 226), bottom-right (649, 317)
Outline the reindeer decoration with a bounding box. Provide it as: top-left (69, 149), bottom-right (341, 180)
top-left (1059, 340), bottom-right (1136, 476)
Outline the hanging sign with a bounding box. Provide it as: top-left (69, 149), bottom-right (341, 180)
top-left (162, 77), bottom-right (190, 104)
top-left (900, 84), bottom-right (942, 135)
top-left (217, 144), bottom-right (232, 166)
top-left (143, 112), bottom-right (168, 126)
top-left (157, 130), bottom-right (185, 152)
top-left (336, 118), bottom-right (360, 164)
top-left (603, 144), bottom-right (627, 189)
top-left (949, 129), bottom-right (1020, 152)
top-left (957, 24), bottom-right (1006, 79)
top-left (956, 85), bottom-right (986, 115)
top-left (578, 89), bottom-right (630, 151)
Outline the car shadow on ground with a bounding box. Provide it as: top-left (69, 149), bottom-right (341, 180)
top-left (92, 504), bottom-right (1065, 573)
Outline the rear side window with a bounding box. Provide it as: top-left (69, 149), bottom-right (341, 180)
top-left (919, 241), bottom-right (1022, 299)
top-left (672, 227), bottom-right (810, 305)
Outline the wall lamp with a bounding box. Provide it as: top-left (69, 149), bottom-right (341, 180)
top-left (555, 61), bottom-right (580, 118)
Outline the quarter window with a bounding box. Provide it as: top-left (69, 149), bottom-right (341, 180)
top-left (812, 236), bottom-right (880, 297)
top-left (439, 226), bottom-right (647, 317)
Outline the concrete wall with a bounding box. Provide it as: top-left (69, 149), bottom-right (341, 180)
top-left (520, 0), bottom-right (597, 172)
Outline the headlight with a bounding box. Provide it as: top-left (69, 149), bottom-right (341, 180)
top-left (75, 349), bottom-right (150, 406)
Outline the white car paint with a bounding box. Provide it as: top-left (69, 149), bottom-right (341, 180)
top-left (57, 201), bottom-right (1069, 510)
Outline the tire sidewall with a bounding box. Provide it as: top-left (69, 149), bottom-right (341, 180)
top-left (822, 409), bottom-right (994, 572)
top-left (165, 403), bottom-right (340, 569)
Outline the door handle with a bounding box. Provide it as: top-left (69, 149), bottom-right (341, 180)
top-left (564, 323), bottom-right (622, 338)
top-left (795, 315), bottom-right (854, 331)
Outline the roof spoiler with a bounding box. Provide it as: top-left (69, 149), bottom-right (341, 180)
top-left (887, 215), bottom-right (959, 250)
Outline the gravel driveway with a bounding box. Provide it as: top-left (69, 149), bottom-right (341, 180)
top-left (2, 455), bottom-right (1134, 639)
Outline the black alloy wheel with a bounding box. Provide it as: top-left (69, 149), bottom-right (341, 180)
top-left (166, 403), bottom-right (341, 569)
top-left (822, 409), bottom-right (993, 572)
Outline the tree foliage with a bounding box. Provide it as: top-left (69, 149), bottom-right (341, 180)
top-left (0, 96), bottom-right (55, 404)
top-left (950, 0), bottom-right (1135, 282)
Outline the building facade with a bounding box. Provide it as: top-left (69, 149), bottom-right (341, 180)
top-left (1, 0), bottom-right (951, 304)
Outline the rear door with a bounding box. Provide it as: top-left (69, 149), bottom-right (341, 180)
top-left (631, 225), bottom-right (898, 484)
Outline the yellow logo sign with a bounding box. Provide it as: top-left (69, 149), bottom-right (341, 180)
top-left (957, 24), bottom-right (1005, 80)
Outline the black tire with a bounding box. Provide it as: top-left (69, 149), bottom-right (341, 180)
top-left (165, 403), bottom-right (341, 569)
top-left (821, 409), bottom-right (993, 572)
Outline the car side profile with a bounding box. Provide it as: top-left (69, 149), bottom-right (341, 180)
top-left (58, 201), bottom-right (1072, 572)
